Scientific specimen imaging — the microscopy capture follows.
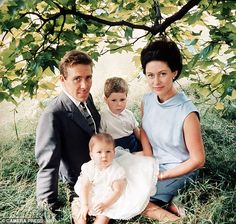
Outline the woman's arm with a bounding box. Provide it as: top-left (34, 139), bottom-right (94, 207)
top-left (94, 178), bottom-right (126, 213)
top-left (158, 112), bottom-right (205, 180)
top-left (140, 128), bottom-right (153, 156)
top-left (133, 127), bottom-right (140, 140)
top-left (140, 102), bottom-right (153, 156)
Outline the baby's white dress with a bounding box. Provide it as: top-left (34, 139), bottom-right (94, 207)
top-left (74, 148), bottom-right (157, 220)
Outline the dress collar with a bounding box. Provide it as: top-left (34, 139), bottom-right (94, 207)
top-left (155, 92), bottom-right (190, 108)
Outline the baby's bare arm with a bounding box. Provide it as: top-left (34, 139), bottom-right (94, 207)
top-left (80, 175), bottom-right (91, 220)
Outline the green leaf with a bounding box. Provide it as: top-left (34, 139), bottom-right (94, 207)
top-left (199, 87), bottom-right (210, 97)
top-left (57, 0), bottom-right (70, 7)
top-left (126, 3), bottom-right (135, 10)
top-left (90, 52), bottom-right (100, 61)
top-left (199, 44), bottom-right (215, 60)
top-left (12, 85), bottom-right (23, 97)
top-left (107, 44), bottom-right (120, 51)
top-left (213, 59), bottom-right (225, 68)
top-left (188, 54), bottom-right (200, 68)
top-left (161, 6), bottom-right (178, 15)
top-left (40, 82), bottom-right (56, 90)
top-left (189, 38), bottom-right (198, 45)
top-left (78, 23), bottom-right (88, 34)
top-left (208, 74), bottom-right (223, 88)
top-left (0, 92), bottom-right (9, 103)
top-left (187, 13), bottom-right (201, 25)
top-left (62, 30), bottom-right (81, 42)
top-left (225, 23), bottom-right (236, 33)
top-left (215, 102), bottom-right (224, 110)
top-left (124, 27), bottom-right (133, 40)
top-left (228, 33), bottom-right (236, 42)
top-left (19, 34), bottom-right (34, 48)
top-left (199, 61), bottom-right (213, 69)
top-left (43, 67), bottom-right (55, 77)
top-left (192, 30), bottom-right (202, 36)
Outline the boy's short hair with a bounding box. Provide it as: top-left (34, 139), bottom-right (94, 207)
top-left (89, 133), bottom-right (115, 152)
top-left (104, 77), bottom-right (128, 98)
top-left (59, 50), bottom-right (93, 78)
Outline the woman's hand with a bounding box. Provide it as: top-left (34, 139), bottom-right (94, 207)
top-left (158, 171), bottom-right (169, 180)
top-left (158, 172), bottom-right (163, 181)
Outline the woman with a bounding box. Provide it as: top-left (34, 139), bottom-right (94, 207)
top-left (140, 39), bottom-right (205, 221)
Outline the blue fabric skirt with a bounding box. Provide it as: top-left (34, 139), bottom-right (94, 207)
top-left (150, 169), bottom-right (199, 203)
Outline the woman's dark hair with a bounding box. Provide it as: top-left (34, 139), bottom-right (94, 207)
top-left (141, 39), bottom-right (182, 81)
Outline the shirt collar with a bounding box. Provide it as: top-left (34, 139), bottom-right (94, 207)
top-left (107, 107), bottom-right (125, 117)
top-left (62, 88), bottom-right (81, 107)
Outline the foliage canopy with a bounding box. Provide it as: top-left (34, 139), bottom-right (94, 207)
top-left (0, 0), bottom-right (235, 109)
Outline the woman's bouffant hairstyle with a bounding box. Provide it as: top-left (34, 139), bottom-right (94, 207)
top-left (89, 133), bottom-right (115, 152)
top-left (59, 50), bottom-right (93, 78)
top-left (104, 77), bottom-right (128, 98)
top-left (141, 39), bottom-right (183, 81)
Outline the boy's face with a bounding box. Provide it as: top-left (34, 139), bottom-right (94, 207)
top-left (105, 92), bottom-right (127, 114)
top-left (90, 141), bottom-right (115, 169)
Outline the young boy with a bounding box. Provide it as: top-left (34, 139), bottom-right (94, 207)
top-left (99, 77), bottom-right (142, 153)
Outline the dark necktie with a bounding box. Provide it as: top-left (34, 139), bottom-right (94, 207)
top-left (80, 102), bottom-right (96, 134)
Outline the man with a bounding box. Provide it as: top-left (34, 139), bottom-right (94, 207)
top-left (35, 50), bottom-right (100, 213)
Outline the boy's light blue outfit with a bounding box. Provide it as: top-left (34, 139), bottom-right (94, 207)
top-left (142, 92), bottom-right (199, 203)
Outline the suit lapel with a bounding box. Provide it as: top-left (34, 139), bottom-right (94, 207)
top-left (86, 94), bottom-right (101, 132)
top-left (59, 92), bottom-right (94, 135)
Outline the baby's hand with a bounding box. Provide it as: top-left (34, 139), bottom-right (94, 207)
top-left (94, 202), bottom-right (108, 214)
top-left (80, 205), bottom-right (89, 220)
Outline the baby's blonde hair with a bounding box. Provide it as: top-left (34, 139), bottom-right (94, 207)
top-left (89, 133), bottom-right (115, 152)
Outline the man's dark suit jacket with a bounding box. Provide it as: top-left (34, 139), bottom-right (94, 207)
top-left (35, 92), bottom-right (100, 206)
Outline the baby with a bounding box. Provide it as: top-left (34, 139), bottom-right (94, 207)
top-left (73, 133), bottom-right (157, 223)
top-left (74, 133), bottom-right (126, 224)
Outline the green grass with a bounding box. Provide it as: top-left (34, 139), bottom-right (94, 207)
top-left (0, 108), bottom-right (235, 223)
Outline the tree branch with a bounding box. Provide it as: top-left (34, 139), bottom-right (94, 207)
top-left (100, 32), bottom-right (149, 55)
top-left (71, 0), bottom-right (201, 35)
top-left (22, 0), bottom-right (201, 36)
top-left (72, 10), bottom-right (152, 32)
top-left (151, 0), bottom-right (201, 35)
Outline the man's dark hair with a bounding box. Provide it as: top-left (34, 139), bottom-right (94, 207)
top-left (59, 50), bottom-right (93, 78)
